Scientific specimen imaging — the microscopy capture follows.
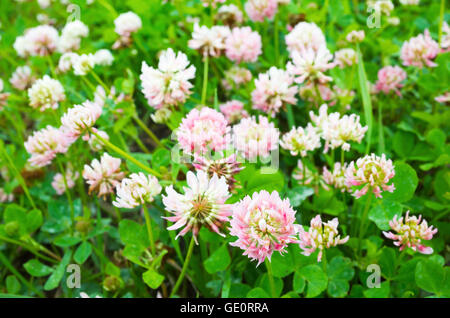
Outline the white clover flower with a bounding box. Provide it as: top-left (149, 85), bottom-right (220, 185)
top-left (61, 100), bottom-right (102, 139)
top-left (58, 20), bottom-right (89, 53)
top-left (14, 25), bottom-right (59, 57)
top-left (58, 52), bottom-right (79, 73)
top-left (88, 130), bottom-right (109, 152)
top-left (188, 23), bottom-right (231, 57)
top-left (72, 53), bottom-right (95, 76)
top-left (28, 75), bottom-right (65, 111)
top-left (287, 46), bottom-right (335, 84)
top-left (280, 124), bottom-right (321, 157)
top-left (94, 49), bottom-right (114, 66)
top-left (10, 65), bottom-right (35, 90)
top-left (285, 22), bottom-right (326, 56)
top-left (113, 172), bottom-right (162, 209)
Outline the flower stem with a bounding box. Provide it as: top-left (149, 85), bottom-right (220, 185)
top-left (201, 54), bottom-right (209, 105)
top-left (377, 99), bottom-right (385, 154)
top-left (132, 115), bottom-right (165, 148)
top-left (57, 158), bottom-right (75, 235)
top-left (89, 128), bottom-right (162, 178)
top-left (142, 204), bottom-right (156, 256)
top-left (265, 259), bottom-right (276, 298)
top-left (274, 13), bottom-right (280, 67)
top-left (170, 235), bottom-right (195, 297)
top-left (357, 193), bottom-right (373, 256)
top-left (90, 70), bottom-right (110, 96)
top-left (438, 0), bottom-right (445, 47)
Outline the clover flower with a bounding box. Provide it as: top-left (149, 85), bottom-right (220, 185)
top-left (334, 48), bottom-right (357, 68)
top-left (28, 75), bottom-right (65, 111)
top-left (441, 22), bottom-right (450, 52)
top-left (399, 0), bottom-right (420, 5)
top-left (367, 0), bottom-right (394, 16)
top-left (0, 79), bottom-right (10, 110)
top-left (94, 49), bottom-right (114, 66)
top-left (193, 153), bottom-right (244, 190)
top-left (219, 100), bottom-right (249, 124)
top-left (14, 25), bottom-right (59, 57)
top-left (140, 48), bottom-right (196, 109)
top-left (52, 165), bottom-right (79, 195)
top-left (345, 153), bottom-right (395, 199)
top-left (383, 211), bottom-right (437, 254)
top-left (310, 104), bottom-right (368, 153)
top-left (280, 124), bottom-right (321, 157)
top-left (346, 30), bottom-right (365, 43)
top-left (298, 215), bottom-right (349, 262)
top-left (162, 170), bottom-right (231, 242)
top-left (201, 0), bottom-right (225, 8)
top-left (72, 53), bottom-right (95, 76)
top-left (232, 115), bottom-right (280, 160)
top-left (322, 162), bottom-right (350, 192)
top-left (58, 52), bottom-right (78, 73)
top-left (83, 153), bottom-right (125, 198)
top-left (245, 0), bottom-right (278, 22)
top-left (435, 92), bottom-right (450, 104)
top-left (251, 67), bottom-right (297, 117)
top-left (188, 24), bottom-right (230, 57)
top-left (225, 27), bottom-right (262, 63)
top-left (151, 108), bottom-right (172, 124)
top-left (285, 22), bottom-right (326, 55)
top-left (60, 100), bottom-right (102, 139)
top-left (177, 107), bottom-right (230, 155)
top-left (24, 126), bottom-right (73, 167)
top-left (300, 83), bottom-right (336, 106)
top-left (287, 46), bottom-right (335, 85)
top-left (229, 190), bottom-right (299, 265)
top-left (400, 30), bottom-right (439, 68)
top-left (217, 4), bottom-right (244, 26)
top-left (375, 66), bottom-right (407, 96)
top-left (113, 11), bottom-right (142, 48)
top-left (113, 172), bottom-right (162, 209)
top-left (58, 20), bottom-right (89, 53)
top-left (10, 65), bottom-right (35, 90)
top-left (222, 66), bottom-right (252, 90)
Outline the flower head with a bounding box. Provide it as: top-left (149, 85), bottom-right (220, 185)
top-left (83, 153), bottom-right (125, 198)
top-left (10, 66), bottom-right (35, 90)
top-left (188, 24), bottom-right (230, 57)
top-left (140, 48), bottom-right (196, 109)
top-left (287, 47), bottom-right (335, 84)
top-left (14, 25), bottom-right (59, 57)
top-left (72, 53), bottom-right (95, 76)
top-left (176, 107), bottom-right (230, 155)
top-left (24, 126), bottom-right (73, 167)
top-left (52, 165), bottom-right (79, 195)
top-left (193, 153), bottom-right (244, 191)
top-left (280, 124), bottom-right (321, 157)
top-left (232, 115), bottom-right (279, 160)
top-left (375, 66), bottom-right (407, 96)
top-left (345, 153), bottom-right (395, 199)
top-left (219, 100), bottom-right (249, 124)
top-left (0, 79), bottom-right (10, 110)
top-left (28, 75), bottom-right (65, 111)
top-left (94, 49), bottom-right (114, 66)
top-left (162, 170), bottom-right (231, 242)
top-left (88, 130), bottom-right (109, 152)
top-left (334, 48), bottom-right (357, 68)
top-left (298, 215), bottom-right (349, 262)
top-left (245, 0), bottom-right (278, 22)
top-left (225, 26), bottom-right (262, 63)
top-left (293, 160), bottom-right (316, 185)
top-left (400, 30), bottom-right (439, 68)
top-left (346, 30), bottom-right (365, 43)
top-left (322, 162), bottom-right (350, 192)
top-left (285, 22), bottom-right (326, 55)
top-left (58, 20), bottom-right (89, 52)
top-left (61, 100), bottom-right (102, 139)
top-left (252, 67), bottom-right (297, 117)
top-left (222, 66), bottom-right (252, 90)
top-left (113, 172), bottom-right (162, 208)
top-left (229, 190), bottom-right (298, 265)
top-left (383, 211), bottom-right (437, 254)
top-left (217, 4), bottom-right (244, 26)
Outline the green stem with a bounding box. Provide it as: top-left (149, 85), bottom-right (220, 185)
top-left (265, 259), bottom-right (276, 298)
top-left (89, 128), bottom-right (162, 178)
top-left (132, 115), bottom-right (165, 148)
top-left (201, 54), bottom-right (209, 105)
top-left (142, 204), bottom-right (156, 256)
top-left (0, 235), bottom-right (57, 263)
top-left (340, 148), bottom-right (345, 166)
top-left (90, 70), bottom-right (110, 95)
top-left (170, 236), bottom-right (195, 297)
top-left (57, 159), bottom-right (75, 235)
top-left (286, 105), bottom-right (295, 128)
top-left (1, 145), bottom-right (37, 209)
top-left (438, 0), bottom-right (445, 47)
top-left (46, 55), bottom-right (57, 78)
top-left (274, 13), bottom-right (280, 67)
top-left (378, 100), bottom-right (385, 154)
top-left (322, 249), bottom-right (327, 273)
top-left (357, 193), bottom-right (373, 256)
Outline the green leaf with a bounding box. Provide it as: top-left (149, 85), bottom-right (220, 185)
top-left (44, 251), bottom-right (72, 291)
top-left (6, 276), bottom-right (21, 294)
top-left (298, 265), bottom-right (328, 298)
top-left (247, 287), bottom-right (269, 298)
top-left (368, 200), bottom-right (403, 230)
top-left (327, 256), bottom-right (355, 298)
top-left (203, 245), bottom-right (231, 274)
top-left (286, 186), bottom-right (314, 207)
top-left (260, 274), bottom-right (283, 297)
top-left (24, 259), bottom-right (54, 277)
top-left (293, 272), bottom-right (306, 294)
top-left (383, 162), bottom-right (418, 203)
top-left (393, 131), bottom-right (415, 159)
top-left (363, 281), bottom-right (390, 298)
top-left (119, 219), bottom-right (149, 247)
top-left (74, 241), bottom-right (92, 265)
top-left (415, 259), bottom-right (445, 296)
top-left (229, 284), bottom-right (252, 298)
top-left (246, 169), bottom-right (285, 194)
top-left (356, 44), bottom-right (373, 153)
top-left (271, 252), bottom-right (295, 278)
top-left (3, 204), bottom-right (27, 236)
top-left (378, 248), bottom-right (396, 279)
top-left (142, 269), bottom-right (165, 289)
top-left (54, 236), bottom-right (82, 247)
